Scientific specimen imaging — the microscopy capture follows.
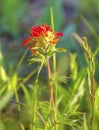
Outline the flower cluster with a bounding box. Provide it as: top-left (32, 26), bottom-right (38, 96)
top-left (22, 23), bottom-right (63, 55)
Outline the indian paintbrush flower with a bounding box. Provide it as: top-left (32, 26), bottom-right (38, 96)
top-left (22, 23), bottom-right (63, 56)
top-left (22, 24), bottom-right (65, 130)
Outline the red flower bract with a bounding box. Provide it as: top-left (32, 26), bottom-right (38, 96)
top-left (22, 38), bottom-right (30, 46)
top-left (22, 23), bottom-right (63, 54)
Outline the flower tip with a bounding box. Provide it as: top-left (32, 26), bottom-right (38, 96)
top-left (55, 32), bottom-right (64, 37)
top-left (22, 38), bottom-right (30, 46)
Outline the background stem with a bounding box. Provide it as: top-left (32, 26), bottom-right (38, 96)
top-left (90, 71), bottom-right (94, 130)
top-left (50, 7), bottom-right (58, 129)
top-left (14, 88), bottom-right (20, 111)
top-left (31, 85), bottom-right (37, 130)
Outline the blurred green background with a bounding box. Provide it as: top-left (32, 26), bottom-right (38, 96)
top-left (0, 0), bottom-right (99, 81)
top-left (0, 1), bottom-right (99, 129)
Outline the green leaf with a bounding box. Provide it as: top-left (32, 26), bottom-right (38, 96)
top-left (21, 84), bottom-right (31, 106)
top-left (15, 49), bottom-right (28, 71)
top-left (70, 69), bottom-right (87, 97)
top-left (70, 53), bottom-right (78, 80)
top-left (83, 114), bottom-right (89, 130)
top-left (93, 87), bottom-right (99, 129)
top-left (7, 74), bottom-right (18, 91)
top-left (0, 86), bottom-right (7, 96)
top-left (28, 57), bottom-right (43, 64)
top-left (0, 91), bottom-right (14, 111)
top-left (38, 101), bottom-right (51, 120)
top-left (22, 68), bottom-right (38, 84)
top-left (0, 66), bottom-right (7, 81)
top-left (56, 48), bottom-right (67, 53)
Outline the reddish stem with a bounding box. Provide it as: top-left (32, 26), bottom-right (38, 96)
top-left (46, 58), bottom-right (57, 130)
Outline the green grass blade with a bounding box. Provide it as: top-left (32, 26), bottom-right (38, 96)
top-left (21, 84), bottom-right (31, 106)
top-left (14, 49), bottom-right (28, 72)
top-left (83, 114), bottom-right (89, 130)
top-left (0, 91), bottom-right (14, 111)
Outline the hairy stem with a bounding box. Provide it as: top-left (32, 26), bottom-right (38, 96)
top-left (46, 58), bottom-right (57, 130)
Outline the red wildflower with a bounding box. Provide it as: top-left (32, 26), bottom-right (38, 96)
top-left (22, 23), bottom-right (63, 54)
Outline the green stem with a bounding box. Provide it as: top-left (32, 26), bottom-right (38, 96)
top-left (50, 6), bottom-right (56, 73)
top-left (31, 85), bottom-right (37, 130)
top-left (46, 58), bottom-right (57, 130)
top-left (50, 7), bottom-right (58, 129)
top-left (31, 59), bottom-right (44, 130)
top-left (90, 71), bottom-right (95, 130)
top-left (91, 72), bottom-right (94, 105)
top-left (31, 71), bottom-right (39, 130)
top-left (50, 7), bottom-right (54, 32)
top-left (14, 88), bottom-right (21, 111)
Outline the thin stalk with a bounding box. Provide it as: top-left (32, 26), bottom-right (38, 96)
top-left (50, 6), bottom-right (58, 130)
top-left (50, 7), bottom-right (54, 32)
top-left (31, 70), bottom-right (39, 130)
top-left (87, 53), bottom-right (95, 130)
top-left (50, 7), bottom-right (56, 72)
top-left (46, 58), bottom-right (57, 130)
top-left (31, 85), bottom-right (37, 130)
top-left (33, 86), bottom-right (37, 130)
top-left (14, 88), bottom-right (21, 111)
top-left (31, 64), bottom-right (43, 130)
top-left (90, 70), bottom-right (95, 130)
top-left (91, 72), bottom-right (94, 106)
top-left (87, 54), bottom-right (95, 130)
top-left (31, 59), bottom-right (44, 130)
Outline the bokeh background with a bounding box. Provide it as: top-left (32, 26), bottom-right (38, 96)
top-left (0, 0), bottom-right (99, 82)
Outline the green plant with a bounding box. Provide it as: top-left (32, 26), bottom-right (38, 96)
top-left (73, 32), bottom-right (99, 130)
top-left (0, 0), bottom-right (27, 36)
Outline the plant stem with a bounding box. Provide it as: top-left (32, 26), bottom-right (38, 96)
top-left (14, 88), bottom-right (20, 111)
top-left (91, 72), bottom-right (94, 105)
top-left (46, 58), bottom-right (57, 130)
top-left (31, 85), bottom-right (37, 130)
top-left (50, 7), bottom-right (58, 129)
top-left (88, 55), bottom-right (95, 130)
top-left (90, 71), bottom-right (94, 130)
top-left (50, 7), bottom-right (54, 32)
top-left (31, 65), bottom-right (43, 130)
